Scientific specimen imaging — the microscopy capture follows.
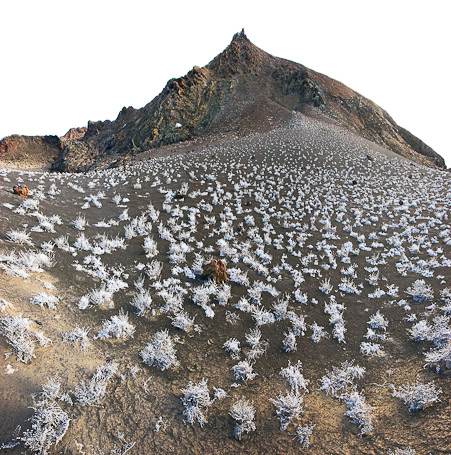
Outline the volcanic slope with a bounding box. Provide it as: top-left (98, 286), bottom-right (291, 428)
top-left (0, 30), bottom-right (446, 172)
top-left (1, 112), bottom-right (451, 455)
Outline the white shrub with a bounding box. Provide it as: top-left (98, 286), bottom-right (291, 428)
top-left (230, 398), bottom-right (256, 440)
top-left (0, 315), bottom-right (37, 362)
top-left (96, 309), bottom-right (135, 340)
top-left (0, 297), bottom-right (14, 313)
top-left (270, 391), bottom-right (304, 430)
top-left (283, 330), bottom-right (297, 352)
top-left (367, 271), bottom-right (379, 286)
top-left (181, 378), bottom-right (212, 427)
top-left (295, 422), bottom-right (315, 448)
top-left (406, 279), bottom-right (434, 302)
top-left (112, 194), bottom-right (121, 205)
top-left (124, 224), bottom-right (137, 240)
top-left (273, 295), bottom-right (289, 320)
top-left (88, 286), bottom-right (114, 308)
top-left (235, 296), bottom-right (254, 313)
top-left (285, 312), bottom-right (305, 337)
top-left (118, 208), bottom-right (129, 221)
top-left (310, 323), bottom-right (329, 343)
top-left (251, 305), bottom-right (275, 327)
top-left (426, 316), bottom-right (451, 345)
top-left (170, 311), bottom-right (198, 332)
top-left (228, 267), bottom-right (250, 286)
top-left (216, 283), bottom-right (232, 306)
top-left (360, 342), bottom-right (383, 357)
top-left (319, 360), bottom-right (365, 398)
top-left (6, 229), bottom-right (34, 246)
top-left (245, 328), bottom-right (268, 360)
top-left (231, 360), bottom-right (257, 382)
top-left (72, 214), bottom-right (87, 231)
top-left (158, 289), bottom-right (184, 314)
top-left (344, 391), bottom-right (374, 435)
top-left (61, 326), bottom-right (91, 353)
top-left (391, 378), bottom-right (442, 411)
top-left (365, 325), bottom-right (387, 341)
top-left (30, 292), bottom-right (59, 310)
top-left (74, 233), bottom-right (91, 251)
top-left (319, 278), bottom-right (333, 294)
top-left (387, 448), bottom-right (416, 455)
top-left (54, 235), bottom-right (72, 252)
top-left (368, 311), bottom-right (389, 331)
top-left (386, 284), bottom-right (399, 297)
top-left (131, 290), bottom-right (153, 316)
top-left (368, 288), bottom-right (386, 299)
top-left (146, 260), bottom-right (163, 281)
top-left (223, 338), bottom-right (241, 359)
top-left (143, 236), bottom-right (159, 258)
top-left (338, 277), bottom-right (361, 295)
top-left (191, 253), bottom-right (205, 275)
top-left (21, 388), bottom-right (70, 455)
top-left (77, 295), bottom-right (90, 310)
top-left (280, 360), bottom-right (309, 395)
top-left (140, 330), bottom-right (179, 371)
top-left (425, 342), bottom-right (451, 371)
top-left (73, 362), bottom-right (118, 406)
top-left (213, 387), bottom-right (228, 401)
top-left (332, 321), bottom-right (347, 344)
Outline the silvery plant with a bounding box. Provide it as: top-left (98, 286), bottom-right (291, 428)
top-left (230, 398), bottom-right (256, 440)
top-left (0, 315), bottom-right (51, 363)
top-left (73, 362), bottom-right (118, 406)
top-left (391, 378), bottom-right (442, 411)
top-left (140, 329), bottom-right (180, 371)
top-left (180, 379), bottom-right (212, 427)
top-left (21, 378), bottom-right (70, 455)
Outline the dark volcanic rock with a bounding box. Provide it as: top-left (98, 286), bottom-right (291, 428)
top-left (60, 127), bottom-right (87, 141)
top-left (0, 134), bottom-right (62, 168)
top-left (1, 30), bottom-right (446, 171)
top-left (397, 125), bottom-right (445, 168)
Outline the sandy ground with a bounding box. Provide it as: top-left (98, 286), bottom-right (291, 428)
top-left (0, 112), bottom-right (450, 454)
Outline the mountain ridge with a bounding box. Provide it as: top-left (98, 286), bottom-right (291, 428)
top-left (0, 30), bottom-right (446, 171)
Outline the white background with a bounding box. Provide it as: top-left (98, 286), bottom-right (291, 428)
top-left (1, 0), bottom-right (450, 166)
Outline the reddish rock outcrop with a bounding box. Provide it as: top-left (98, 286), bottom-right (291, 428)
top-left (0, 135), bottom-right (62, 168)
top-left (60, 127), bottom-right (87, 141)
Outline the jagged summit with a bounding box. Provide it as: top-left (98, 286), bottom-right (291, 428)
top-left (0, 31), bottom-right (446, 171)
top-left (230, 28), bottom-right (250, 45)
top-left (209, 28), bottom-right (267, 75)
top-left (233, 28), bottom-right (248, 41)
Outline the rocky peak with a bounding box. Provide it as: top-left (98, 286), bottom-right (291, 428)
top-left (0, 31), bottom-right (446, 172)
top-left (208, 28), bottom-right (267, 76)
top-left (230, 28), bottom-right (251, 45)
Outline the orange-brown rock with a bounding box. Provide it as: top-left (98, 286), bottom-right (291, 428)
top-left (203, 259), bottom-right (228, 284)
top-left (60, 127), bottom-right (87, 141)
top-left (13, 184), bottom-right (28, 197)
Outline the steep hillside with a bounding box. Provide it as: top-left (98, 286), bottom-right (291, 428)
top-left (0, 30), bottom-right (446, 171)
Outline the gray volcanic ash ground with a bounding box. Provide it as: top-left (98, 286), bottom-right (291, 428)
top-left (1, 112), bottom-right (450, 455)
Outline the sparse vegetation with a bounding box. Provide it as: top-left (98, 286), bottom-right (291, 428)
top-left (1, 87), bottom-right (450, 454)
